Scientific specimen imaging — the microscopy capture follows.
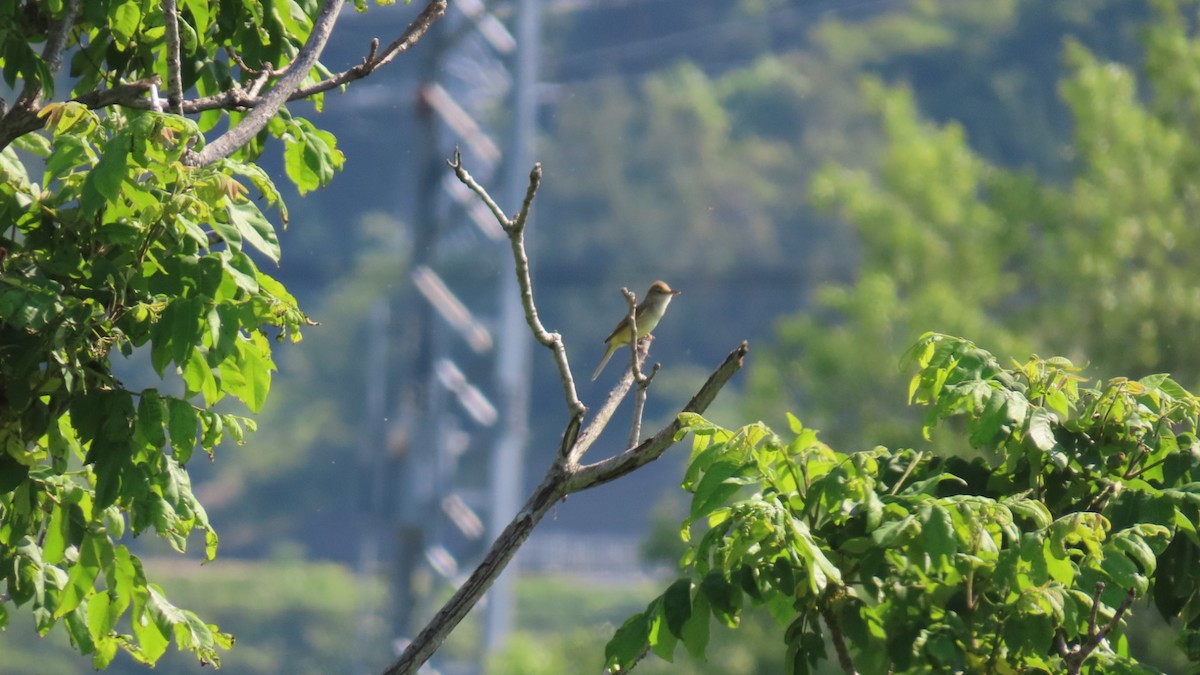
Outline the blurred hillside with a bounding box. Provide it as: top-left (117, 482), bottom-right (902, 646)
top-left (207, 0), bottom-right (1151, 556)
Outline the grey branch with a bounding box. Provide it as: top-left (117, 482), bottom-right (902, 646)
top-left (0, 0), bottom-right (446, 157)
top-left (185, 0), bottom-right (347, 166)
top-left (162, 0), bottom-right (185, 114)
top-left (382, 159), bottom-right (749, 675)
top-left (449, 150), bottom-right (588, 419)
top-left (822, 606), bottom-right (859, 675)
top-left (569, 342), bottom-right (748, 490)
top-left (384, 343), bottom-right (747, 675)
top-left (0, 0), bottom-right (81, 148)
top-left (1058, 583), bottom-right (1138, 674)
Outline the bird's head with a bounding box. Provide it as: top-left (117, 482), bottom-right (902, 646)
top-left (648, 280), bottom-right (681, 298)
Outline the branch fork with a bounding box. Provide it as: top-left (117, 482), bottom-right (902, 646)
top-left (383, 154), bottom-right (748, 675)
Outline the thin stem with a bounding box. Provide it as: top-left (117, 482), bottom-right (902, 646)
top-left (448, 151), bottom-right (587, 419)
top-left (821, 606), bottom-right (858, 675)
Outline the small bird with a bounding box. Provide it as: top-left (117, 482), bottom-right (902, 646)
top-left (591, 280), bottom-right (681, 381)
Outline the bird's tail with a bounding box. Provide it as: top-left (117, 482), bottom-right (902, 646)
top-left (591, 346), bottom-right (616, 381)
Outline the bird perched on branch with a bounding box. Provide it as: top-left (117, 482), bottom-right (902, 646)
top-left (591, 280), bottom-right (681, 381)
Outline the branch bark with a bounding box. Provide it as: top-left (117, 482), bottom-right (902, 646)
top-left (0, 0), bottom-right (81, 149)
top-left (382, 158), bottom-right (749, 675)
top-left (0, 0), bottom-right (447, 157)
top-left (162, 0), bottom-right (185, 115)
top-left (185, 0), bottom-right (347, 166)
top-left (1059, 583), bottom-right (1137, 674)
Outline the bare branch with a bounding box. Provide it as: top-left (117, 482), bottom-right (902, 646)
top-left (383, 157), bottom-right (749, 674)
top-left (225, 47), bottom-right (288, 78)
top-left (448, 148), bottom-right (512, 230)
top-left (0, 77), bottom-right (162, 152)
top-left (449, 151), bottom-right (587, 418)
top-left (290, 0), bottom-right (447, 100)
top-left (628, 361), bottom-right (659, 449)
top-left (14, 0), bottom-right (80, 110)
top-left (42, 0), bottom-right (81, 74)
top-left (0, 0), bottom-right (445, 154)
top-left (385, 343), bottom-right (745, 675)
top-left (0, 0), bottom-right (81, 147)
top-left (569, 361), bottom-right (640, 465)
top-left (162, 0), bottom-right (185, 114)
top-left (383, 473), bottom-right (569, 675)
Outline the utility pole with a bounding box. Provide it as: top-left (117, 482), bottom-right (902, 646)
top-left (362, 1), bottom-right (533, 669)
top-left (484, 0), bottom-right (541, 655)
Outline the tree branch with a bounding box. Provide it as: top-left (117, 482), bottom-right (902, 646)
top-left (185, 0), bottom-right (346, 166)
top-left (1059, 583), bottom-right (1137, 674)
top-left (384, 344), bottom-right (745, 675)
top-left (383, 471), bottom-right (568, 675)
top-left (162, 0), bottom-right (185, 115)
top-left (382, 159), bottom-right (749, 674)
top-left (448, 149), bottom-right (588, 419)
top-left (290, 0), bottom-right (447, 100)
top-left (569, 342), bottom-right (748, 490)
top-left (821, 606), bottom-right (858, 675)
top-left (13, 0), bottom-right (80, 110)
top-left (0, 0), bottom-right (446, 156)
top-left (0, 0), bottom-right (81, 148)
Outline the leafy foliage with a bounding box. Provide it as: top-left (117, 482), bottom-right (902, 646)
top-left (609, 334), bottom-right (1200, 673)
top-left (0, 0), bottom-right (366, 666)
top-left (0, 98), bottom-right (309, 666)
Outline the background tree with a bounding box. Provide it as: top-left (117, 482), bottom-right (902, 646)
top-left (749, 0), bottom-right (1200, 453)
top-left (0, 0), bottom-right (444, 666)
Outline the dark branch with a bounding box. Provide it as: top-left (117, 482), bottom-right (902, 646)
top-left (1060, 584), bottom-right (1138, 674)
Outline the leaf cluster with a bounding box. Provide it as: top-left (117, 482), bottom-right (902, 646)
top-left (608, 333), bottom-right (1200, 674)
top-left (0, 100), bottom-right (308, 666)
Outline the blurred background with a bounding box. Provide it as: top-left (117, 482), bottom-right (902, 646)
top-left (7, 0), bottom-right (1200, 672)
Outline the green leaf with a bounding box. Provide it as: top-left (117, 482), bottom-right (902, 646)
top-left (700, 571), bottom-right (739, 627)
top-left (663, 578), bottom-right (692, 640)
top-left (166, 398), bottom-right (198, 463)
top-left (605, 610), bottom-right (650, 672)
top-left (648, 603), bottom-right (677, 662)
top-left (56, 533), bottom-right (102, 619)
top-left (0, 454), bottom-right (31, 494)
top-left (81, 131), bottom-right (131, 216)
top-left (283, 119), bottom-right (345, 195)
top-left (689, 460), bottom-right (750, 524)
top-left (109, 1), bottom-right (143, 48)
top-left (132, 588), bottom-right (171, 664)
top-left (181, 348), bottom-right (220, 407)
top-left (680, 591), bottom-right (710, 660)
top-left (221, 248), bottom-right (260, 293)
top-left (136, 389), bottom-right (167, 450)
top-left (1027, 408), bottom-right (1058, 451)
top-left (42, 503), bottom-right (69, 564)
top-left (918, 503), bottom-right (957, 573)
top-left (226, 199), bottom-right (281, 261)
